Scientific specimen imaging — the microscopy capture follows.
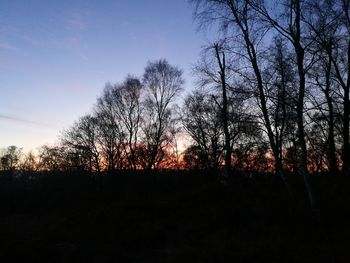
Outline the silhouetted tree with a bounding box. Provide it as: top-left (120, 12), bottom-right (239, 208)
top-left (113, 76), bottom-right (143, 170)
top-left (95, 76), bottom-right (143, 170)
top-left (38, 145), bottom-right (66, 171)
top-left (0, 146), bottom-right (22, 171)
top-left (21, 151), bottom-right (37, 171)
top-left (193, 42), bottom-right (235, 174)
top-left (62, 115), bottom-right (101, 172)
top-left (95, 83), bottom-right (125, 171)
top-left (307, 113), bottom-right (329, 173)
top-left (303, 0), bottom-right (350, 176)
top-left (183, 91), bottom-right (224, 170)
top-left (249, 0), bottom-right (321, 207)
top-left (141, 59), bottom-right (184, 170)
top-left (191, 0), bottom-right (294, 194)
top-left (264, 37), bottom-right (298, 172)
top-left (167, 105), bottom-right (184, 170)
top-left (335, 0), bottom-right (350, 176)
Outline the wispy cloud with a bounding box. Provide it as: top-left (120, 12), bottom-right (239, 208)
top-left (0, 25), bottom-right (45, 48)
top-left (79, 53), bottom-right (89, 61)
top-left (51, 36), bottom-right (80, 49)
top-left (0, 42), bottom-right (19, 51)
top-left (0, 114), bottom-right (56, 129)
top-left (51, 36), bottom-right (89, 61)
top-left (88, 69), bottom-right (107, 75)
top-left (66, 12), bottom-right (86, 31)
top-left (0, 25), bottom-right (20, 34)
top-left (122, 20), bottom-right (130, 27)
top-left (21, 35), bottom-right (43, 47)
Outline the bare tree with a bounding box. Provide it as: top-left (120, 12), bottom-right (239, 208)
top-left (38, 145), bottom-right (66, 171)
top-left (112, 76), bottom-right (143, 170)
top-left (141, 59), bottom-right (184, 170)
top-left (191, 0), bottom-right (292, 189)
top-left (338, 0), bottom-right (350, 176)
top-left (299, 0), bottom-right (348, 175)
top-left (21, 151), bottom-right (37, 171)
top-left (314, 0), bottom-right (350, 176)
top-left (95, 83), bottom-right (126, 171)
top-left (194, 42), bottom-right (233, 174)
top-left (308, 38), bottom-right (339, 174)
top-left (0, 146), bottom-right (22, 171)
top-left (264, 37), bottom-right (299, 173)
top-left (62, 115), bottom-right (101, 173)
top-left (167, 105), bottom-right (183, 170)
top-left (183, 91), bottom-right (224, 170)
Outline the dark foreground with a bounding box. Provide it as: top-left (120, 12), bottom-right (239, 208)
top-left (0, 170), bottom-right (349, 262)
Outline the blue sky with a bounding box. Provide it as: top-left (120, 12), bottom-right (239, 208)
top-left (0, 0), bottom-right (209, 151)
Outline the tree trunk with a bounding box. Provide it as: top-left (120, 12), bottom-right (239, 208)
top-left (325, 52), bottom-right (338, 175)
top-left (214, 44), bottom-right (231, 175)
top-left (342, 39), bottom-right (350, 176)
top-left (293, 4), bottom-right (315, 209)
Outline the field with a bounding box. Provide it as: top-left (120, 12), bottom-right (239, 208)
top-left (0, 171), bottom-right (349, 262)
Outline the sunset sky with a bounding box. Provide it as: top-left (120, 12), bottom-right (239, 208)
top-left (0, 0), bottom-right (208, 151)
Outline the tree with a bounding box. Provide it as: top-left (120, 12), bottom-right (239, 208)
top-left (95, 83), bottom-right (125, 171)
top-left (194, 42), bottom-right (234, 174)
top-left (141, 59), bottom-right (184, 170)
top-left (336, 0), bottom-right (350, 176)
top-left (21, 151), bottom-right (37, 171)
top-left (264, 37), bottom-right (298, 173)
top-left (112, 76), bottom-right (143, 170)
top-left (167, 105), bottom-right (184, 170)
top-left (191, 0), bottom-right (293, 188)
top-left (248, 0), bottom-right (325, 207)
top-left (38, 145), bottom-right (66, 171)
top-left (182, 91), bottom-right (224, 170)
top-left (62, 115), bottom-right (101, 172)
top-left (307, 33), bottom-right (339, 174)
top-left (0, 146), bottom-right (22, 171)
top-left (306, 0), bottom-right (350, 176)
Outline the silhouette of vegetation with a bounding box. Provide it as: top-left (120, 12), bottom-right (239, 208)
top-left (0, 170), bottom-right (349, 262)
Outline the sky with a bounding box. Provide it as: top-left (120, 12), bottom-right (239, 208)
top-left (0, 0), bottom-right (209, 151)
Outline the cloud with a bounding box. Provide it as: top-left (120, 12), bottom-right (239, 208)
top-left (0, 25), bottom-right (20, 34)
top-left (0, 25), bottom-right (44, 48)
top-left (122, 20), bottom-right (130, 27)
top-left (66, 12), bottom-right (86, 31)
top-left (88, 69), bottom-right (107, 75)
top-left (21, 35), bottom-right (43, 47)
top-left (51, 36), bottom-right (89, 61)
top-left (0, 42), bottom-right (19, 51)
top-left (79, 53), bottom-right (89, 61)
top-left (0, 114), bottom-right (56, 129)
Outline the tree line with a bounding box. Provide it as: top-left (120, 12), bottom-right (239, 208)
top-left (1, 60), bottom-right (184, 172)
top-left (189, 0), bottom-right (350, 178)
top-left (1, 0), bottom-right (349, 180)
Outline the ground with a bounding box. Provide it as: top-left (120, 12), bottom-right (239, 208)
top-left (0, 170), bottom-right (349, 262)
